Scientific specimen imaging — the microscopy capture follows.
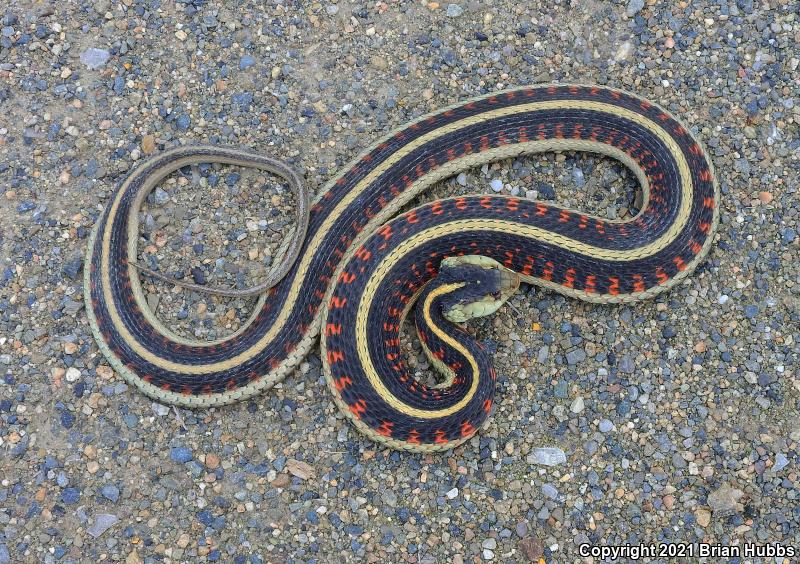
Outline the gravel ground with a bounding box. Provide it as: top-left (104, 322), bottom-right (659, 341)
top-left (1, 0), bottom-right (799, 563)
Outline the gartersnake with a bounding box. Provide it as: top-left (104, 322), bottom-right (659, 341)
top-left (85, 85), bottom-right (719, 452)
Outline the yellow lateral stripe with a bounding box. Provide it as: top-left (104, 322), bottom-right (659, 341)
top-left (353, 209), bottom-right (678, 417)
top-left (355, 281), bottom-right (481, 420)
top-left (99, 101), bottom-right (691, 374)
top-left (418, 335), bottom-right (458, 389)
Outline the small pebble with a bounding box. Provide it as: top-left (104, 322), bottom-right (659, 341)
top-left (101, 484), bottom-right (120, 503)
top-left (757, 191), bottom-right (773, 204)
top-left (87, 514), bottom-right (118, 538)
top-left (169, 447), bottom-right (193, 464)
top-left (65, 367), bottom-right (81, 382)
top-left (773, 453), bottom-right (789, 472)
top-left (527, 448), bottom-right (567, 466)
top-left (541, 484), bottom-right (559, 499)
top-left (625, 0), bottom-right (645, 17)
top-left (695, 508), bottom-right (711, 527)
top-left (61, 488), bottom-right (80, 505)
top-left (239, 55), bottom-right (256, 70)
top-left (151, 402), bottom-right (170, 417)
top-left (445, 4), bottom-right (463, 17)
top-left (80, 47), bottom-right (110, 69)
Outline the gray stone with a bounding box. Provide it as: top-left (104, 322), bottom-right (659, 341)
top-left (62, 255), bottom-right (83, 279)
top-left (625, 0), bottom-right (645, 16)
top-left (87, 514), bottom-right (118, 538)
top-left (707, 484), bottom-right (745, 513)
top-left (773, 453), bottom-right (789, 472)
top-left (381, 490), bottom-right (397, 507)
top-left (566, 348), bottom-right (586, 365)
top-left (672, 452), bottom-right (687, 468)
top-left (446, 4), bottom-right (464, 17)
top-left (619, 355), bottom-right (635, 374)
top-left (527, 447), bottom-right (566, 466)
top-left (100, 484), bottom-right (120, 503)
top-left (80, 48), bottom-right (111, 69)
top-left (599, 419), bottom-right (614, 433)
top-left (153, 187), bottom-right (169, 204)
top-left (537, 346), bottom-right (549, 363)
top-left (151, 402), bottom-right (170, 417)
top-left (541, 484), bottom-right (558, 499)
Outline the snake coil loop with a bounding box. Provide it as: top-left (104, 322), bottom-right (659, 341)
top-left (85, 85), bottom-right (718, 451)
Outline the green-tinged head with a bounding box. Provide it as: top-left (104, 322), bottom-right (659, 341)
top-left (435, 255), bottom-right (520, 323)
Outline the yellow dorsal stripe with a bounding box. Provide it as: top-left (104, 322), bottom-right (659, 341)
top-left (99, 101), bottom-right (691, 374)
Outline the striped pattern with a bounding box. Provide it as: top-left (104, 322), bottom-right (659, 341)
top-left (85, 85), bottom-right (719, 451)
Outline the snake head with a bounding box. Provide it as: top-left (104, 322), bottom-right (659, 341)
top-left (436, 255), bottom-right (520, 323)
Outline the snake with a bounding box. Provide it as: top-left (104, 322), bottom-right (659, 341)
top-left (84, 84), bottom-right (719, 452)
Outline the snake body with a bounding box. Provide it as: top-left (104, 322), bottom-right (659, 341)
top-left (85, 85), bottom-right (718, 452)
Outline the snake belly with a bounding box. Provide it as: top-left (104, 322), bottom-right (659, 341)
top-left (85, 85), bottom-right (719, 452)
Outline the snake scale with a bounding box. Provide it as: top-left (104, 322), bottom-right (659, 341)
top-left (85, 85), bottom-right (719, 452)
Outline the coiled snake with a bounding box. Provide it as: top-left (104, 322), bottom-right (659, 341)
top-left (85, 85), bottom-right (718, 452)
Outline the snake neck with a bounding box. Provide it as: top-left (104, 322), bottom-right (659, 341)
top-left (413, 280), bottom-right (491, 393)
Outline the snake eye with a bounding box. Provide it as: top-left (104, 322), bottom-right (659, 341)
top-left (491, 291), bottom-right (501, 300)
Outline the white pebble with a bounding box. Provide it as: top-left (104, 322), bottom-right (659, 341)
top-left (151, 402), bottom-right (170, 417)
top-left (614, 41), bottom-right (632, 62)
top-left (65, 367), bottom-right (81, 382)
top-left (490, 179), bottom-right (503, 192)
